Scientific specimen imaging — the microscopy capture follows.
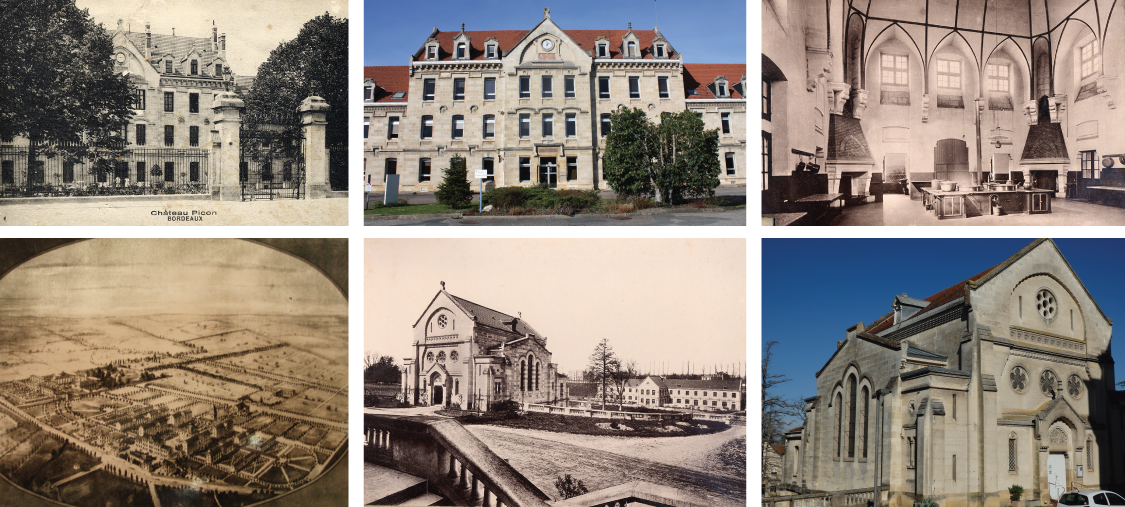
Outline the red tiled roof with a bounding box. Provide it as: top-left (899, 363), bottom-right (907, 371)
top-left (364, 66), bottom-right (410, 103)
top-left (564, 30), bottom-right (663, 59)
top-left (416, 29), bottom-right (674, 61)
top-left (418, 30), bottom-right (529, 61)
top-left (868, 265), bottom-right (999, 335)
top-left (772, 445), bottom-right (787, 456)
top-left (682, 64), bottom-right (746, 100)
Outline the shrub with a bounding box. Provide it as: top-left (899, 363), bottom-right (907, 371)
top-left (916, 498), bottom-right (939, 507)
top-left (554, 474), bottom-right (589, 500)
top-left (491, 400), bottom-right (520, 412)
top-left (434, 156), bottom-right (473, 207)
top-left (483, 186), bottom-right (527, 209)
top-left (1009, 485), bottom-right (1024, 501)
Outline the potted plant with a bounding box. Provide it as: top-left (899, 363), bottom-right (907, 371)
top-left (1009, 485), bottom-right (1025, 507)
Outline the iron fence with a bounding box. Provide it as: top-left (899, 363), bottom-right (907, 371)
top-left (328, 142), bottom-right (348, 191)
top-left (0, 145), bottom-right (209, 198)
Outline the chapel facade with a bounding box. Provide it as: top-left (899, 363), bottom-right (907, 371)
top-left (363, 7), bottom-right (746, 192)
top-left (401, 284), bottom-right (568, 410)
top-left (783, 239), bottom-right (1125, 507)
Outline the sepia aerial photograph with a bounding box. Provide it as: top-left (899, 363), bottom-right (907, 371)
top-left (364, 239), bottom-right (746, 507)
top-left (0, 0), bottom-right (349, 225)
top-left (0, 239), bottom-right (348, 507)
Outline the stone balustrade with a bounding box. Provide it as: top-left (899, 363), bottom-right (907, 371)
top-left (364, 413), bottom-right (551, 507)
top-left (763, 485), bottom-right (888, 507)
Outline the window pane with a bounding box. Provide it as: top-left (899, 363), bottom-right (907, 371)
top-left (520, 76), bottom-right (530, 97)
top-left (542, 76), bottom-right (552, 98)
top-left (423, 79), bottom-right (435, 100)
top-left (565, 76), bottom-right (575, 97)
top-left (599, 77), bottom-right (610, 98)
top-left (542, 114), bottom-right (553, 136)
top-left (419, 159), bottom-right (430, 182)
top-left (484, 116), bottom-right (495, 138)
top-left (520, 114), bottom-right (529, 137)
top-left (454, 79), bottom-right (465, 100)
top-left (484, 78), bottom-right (495, 99)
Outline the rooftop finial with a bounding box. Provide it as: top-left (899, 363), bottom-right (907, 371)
top-left (461, 22), bottom-right (465, 32)
top-left (628, 22), bottom-right (632, 31)
top-left (440, 281), bottom-right (446, 291)
top-left (544, 7), bottom-right (550, 19)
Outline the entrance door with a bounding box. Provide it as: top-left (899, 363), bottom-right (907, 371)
top-left (432, 385), bottom-right (444, 406)
top-left (539, 157), bottom-right (557, 188)
top-left (1048, 453), bottom-right (1066, 500)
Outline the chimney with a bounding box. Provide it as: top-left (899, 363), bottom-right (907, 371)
top-left (212, 22), bottom-right (217, 52)
top-left (219, 33), bottom-right (226, 56)
top-left (145, 23), bottom-right (152, 59)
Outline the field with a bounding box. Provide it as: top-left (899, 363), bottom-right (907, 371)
top-left (58, 470), bottom-right (156, 507)
top-left (275, 387), bottom-right (347, 423)
top-left (151, 369), bottom-right (258, 401)
top-left (69, 397), bottom-right (127, 417)
top-left (458, 411), bottom-right (731, 438)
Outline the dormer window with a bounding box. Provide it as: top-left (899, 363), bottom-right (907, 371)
top-left (456, 42), bottom-right (467, 59)
top-left (718, 83), bottom-right (727, 96)
top-left (627, 41), bottom-right (637, 57)
top-left (655, 44), bottom-right (665, 58)
top-left (364, 84), bottom-right (374, 101)
top-left (714, 76), bottom-right (730, 98)
top-left (190, 60), bottom-right (198, 75)
top-left (427, 44), bottom-right (438, 60)
top-left (597, 44), bottom-right (607, 57)
top-left (165, 60), bottom-right (172, 74)
top-left (214, 63), bottom-right (223, 76)
top-left (486, 44), bottom-right (496, 58)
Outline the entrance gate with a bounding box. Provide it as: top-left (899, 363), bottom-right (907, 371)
top-left (539, 157), bottom-right (557, 188)
top-left (239, 120), bottom-right (304, 201)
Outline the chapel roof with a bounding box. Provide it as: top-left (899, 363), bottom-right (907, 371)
top-left (773, 445), bottom-right (787, 456)
top-left (682, 64), bottom-right (746, 100)
top-left (447, 292), bottom-right (542, 338)
top-left (867, 264), bottom-right (998, 335)
top-left (364, 66), bottom-right (410, 103)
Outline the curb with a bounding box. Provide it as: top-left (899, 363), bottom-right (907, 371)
top-left (364, 205), bottom-right (746, 221)
top-left (0, 194), bottom-right (212, 206)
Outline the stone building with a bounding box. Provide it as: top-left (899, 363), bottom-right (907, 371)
top-left (763, 0), bottom-right (1125, 222)
top-left (597, 376), bottom-right (745, 411)
top-left (401, 283), bottom-right (567, 410)
top-left (363, 7), bottom-right (746, 192)
top-left (783, 239), bottom-right (1125, 506)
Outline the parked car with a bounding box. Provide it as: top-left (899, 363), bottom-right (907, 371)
top-left (1058, 490), bottom-right (1125, 507)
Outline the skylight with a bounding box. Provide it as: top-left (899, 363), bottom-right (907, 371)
top-left (392, 92), bottom-right (406, 99)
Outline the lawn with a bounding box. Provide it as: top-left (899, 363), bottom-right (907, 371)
top-left (458, 411), bottom-right (730, 438)
top-left (363, 202), bottom-right (478, 215)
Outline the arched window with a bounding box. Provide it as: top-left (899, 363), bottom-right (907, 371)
top-left (457, 43), bottom-right (466, 59)
top-left (847, 375), bottom-right (857, 458)
top-left (627, 41), bottom-right (636, 57)
top-left (860, 385), bottom-right (869, 459)
top-left (1087, 435), bottom-right (1094, 470)
top-left (834, 392), bottom-right (843, 458)
top-left (1009, 432), bottom-right (1017, 471)
top-left (520, 360), bottom-right (526, 391)
top-left (535, 362), bottom-right (540, 390)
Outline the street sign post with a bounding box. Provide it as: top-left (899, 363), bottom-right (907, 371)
top-left (474, 169), bottom-right (488, 212)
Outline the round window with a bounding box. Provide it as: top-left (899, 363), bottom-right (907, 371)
top-left (437, 314), bottom-right (448, 328)
top-left (1040, 369), bottom-right (1059, 397)
top-left (450, 351), bottom-right (459, 362)
top-left (1036, 289), bottom-right (1057, 320)
top-left (437, 351), bottom-right (446, 363)
top-left (1009, 366), bottom-right (1028, 393)
top-left (1068, 374), bottom-right (1083, 399)
top-left (426, 351), bottom-right (434, 363)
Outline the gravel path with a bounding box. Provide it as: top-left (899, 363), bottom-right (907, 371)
top-left (466, 424), bottom-right (746, 505)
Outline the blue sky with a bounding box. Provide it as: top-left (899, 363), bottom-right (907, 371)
top-left (363, 0), bottom-right (746, 66)
top-left (763, 239), bottom-right (1125, 427)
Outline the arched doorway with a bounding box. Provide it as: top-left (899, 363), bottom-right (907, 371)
top-left (430, 371), bottom-right (445, 407)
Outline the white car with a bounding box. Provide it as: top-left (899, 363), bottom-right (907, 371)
top-left (1058, 490), bottom-right (1125, 507)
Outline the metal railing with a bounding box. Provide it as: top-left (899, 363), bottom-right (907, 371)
top-left (0, 146), bottom-right (210, 197)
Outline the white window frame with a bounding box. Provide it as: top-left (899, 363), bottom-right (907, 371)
top-left (486, 44), bottom-right (497, 59)
top-left (565, 113), bottom-right (576, 137)
top-left (542, 113), bottom-right (553, 137)
top-left (658, 77), bottom-right (669, 98)
top-left (388, 117), bottom-right (399, 140)
top-left (542, 75), bottom-right (553, 98)
top-left (987, 63), bottom-right (1010, 93)
top-left (882, 53), bottom-right (909, 86)
top-left (655, 44), bottom-right (665, 58)
top-left (599, 77), bottom-right (610, 99)
top-left (519, 113), bottom-right (530, 138)
top-left (627, 41), bottom-right (636, 57)
top-left (1081, 39), bottom-right (1102, 80)
top-left (721, 112), bottom-right (731, 134)
top-left (483, 115), bottom-right (495, 139)
top-left (422, 79), bottom-right (435, 101)
top-left (453, 78), bottom-right (466, 101)
top-left (451, 115), bottom-right (464, 139)
top-left (456, 42), bottom-right (467, 60)
top-left (519, 76), bottom-right (530, 98)
top-left (427, 45), bottom-right (438, 60)
top-left (484, 77), bottom-right (496, 100)
top-left (564, 75), bottom-right (575, 98)
top-left (629, 76), bottom-right (640, 98)
top-left (936, 58), bottom-right (962, 90)
top-left (597, 44), bottom-right (607, 57)
top-left (421, 116), bottom-right (433, 139)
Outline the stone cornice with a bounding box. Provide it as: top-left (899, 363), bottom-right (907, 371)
top-left (159, 77), bottom-right (227, 89)
top-left (411, 61), bottom-right (504, 73)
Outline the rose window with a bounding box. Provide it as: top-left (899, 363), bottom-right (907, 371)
top-left (1009, 366), bottom-right (1028, 393)
top-left (1040, 370), bottom-right (1058, 397)
top-left (437, 351), bottom-right (446, 363)
top-left (1068, 374), bottom-right (1083, 399)
top-left (437, 315), bottom-right (448, 328)
top-left (1036, 289), bottom-right (1057, 320)
top-left (451, 351), bottom-right (459, 362)
top-left (426, 351), bottom-right (434, 363)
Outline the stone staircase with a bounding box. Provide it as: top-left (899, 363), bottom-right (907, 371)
top-left (364, 462), bottom-right (448, 506)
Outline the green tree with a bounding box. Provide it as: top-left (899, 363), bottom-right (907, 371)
top-left (242, 13), bottom-right (348, 189)
top-left (587, 338), bottom-right (619, 410)
top-left (0, 0), bottom-right (135, 173)
top-left (602, 108), bottom-right (721, 204)
top-left (435, 156), bottom-right (473, 207)
top-left (364, 353), bottom-right (401, 384)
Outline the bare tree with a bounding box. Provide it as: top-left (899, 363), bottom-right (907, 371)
top-left (762, 341), bottom-right (805, 491)
top-left (610, 359), bottom-right (638, 410)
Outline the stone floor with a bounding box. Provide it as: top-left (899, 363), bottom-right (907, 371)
top-left (465, 425), bottom-right (745, 506)
top-left (881, 193), bottom-right (1125, 226)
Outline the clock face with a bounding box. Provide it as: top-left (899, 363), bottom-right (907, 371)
top-left (541, 39), bottom-right (553, 50)
top-left (116, 53), bottom-right (126, 63)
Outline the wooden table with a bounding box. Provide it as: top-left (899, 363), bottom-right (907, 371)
top-left (793, 193), bottom-right (844, 224)
top-left (920, 187), bottom-right (1052, 218)
top-left (1085, 186), bottom-right (1125, 207)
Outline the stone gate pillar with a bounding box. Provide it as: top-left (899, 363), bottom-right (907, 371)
top-left (211, 91), bottom-right (244, 201)
top-left (299, 96), bottom-right (331, 199)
